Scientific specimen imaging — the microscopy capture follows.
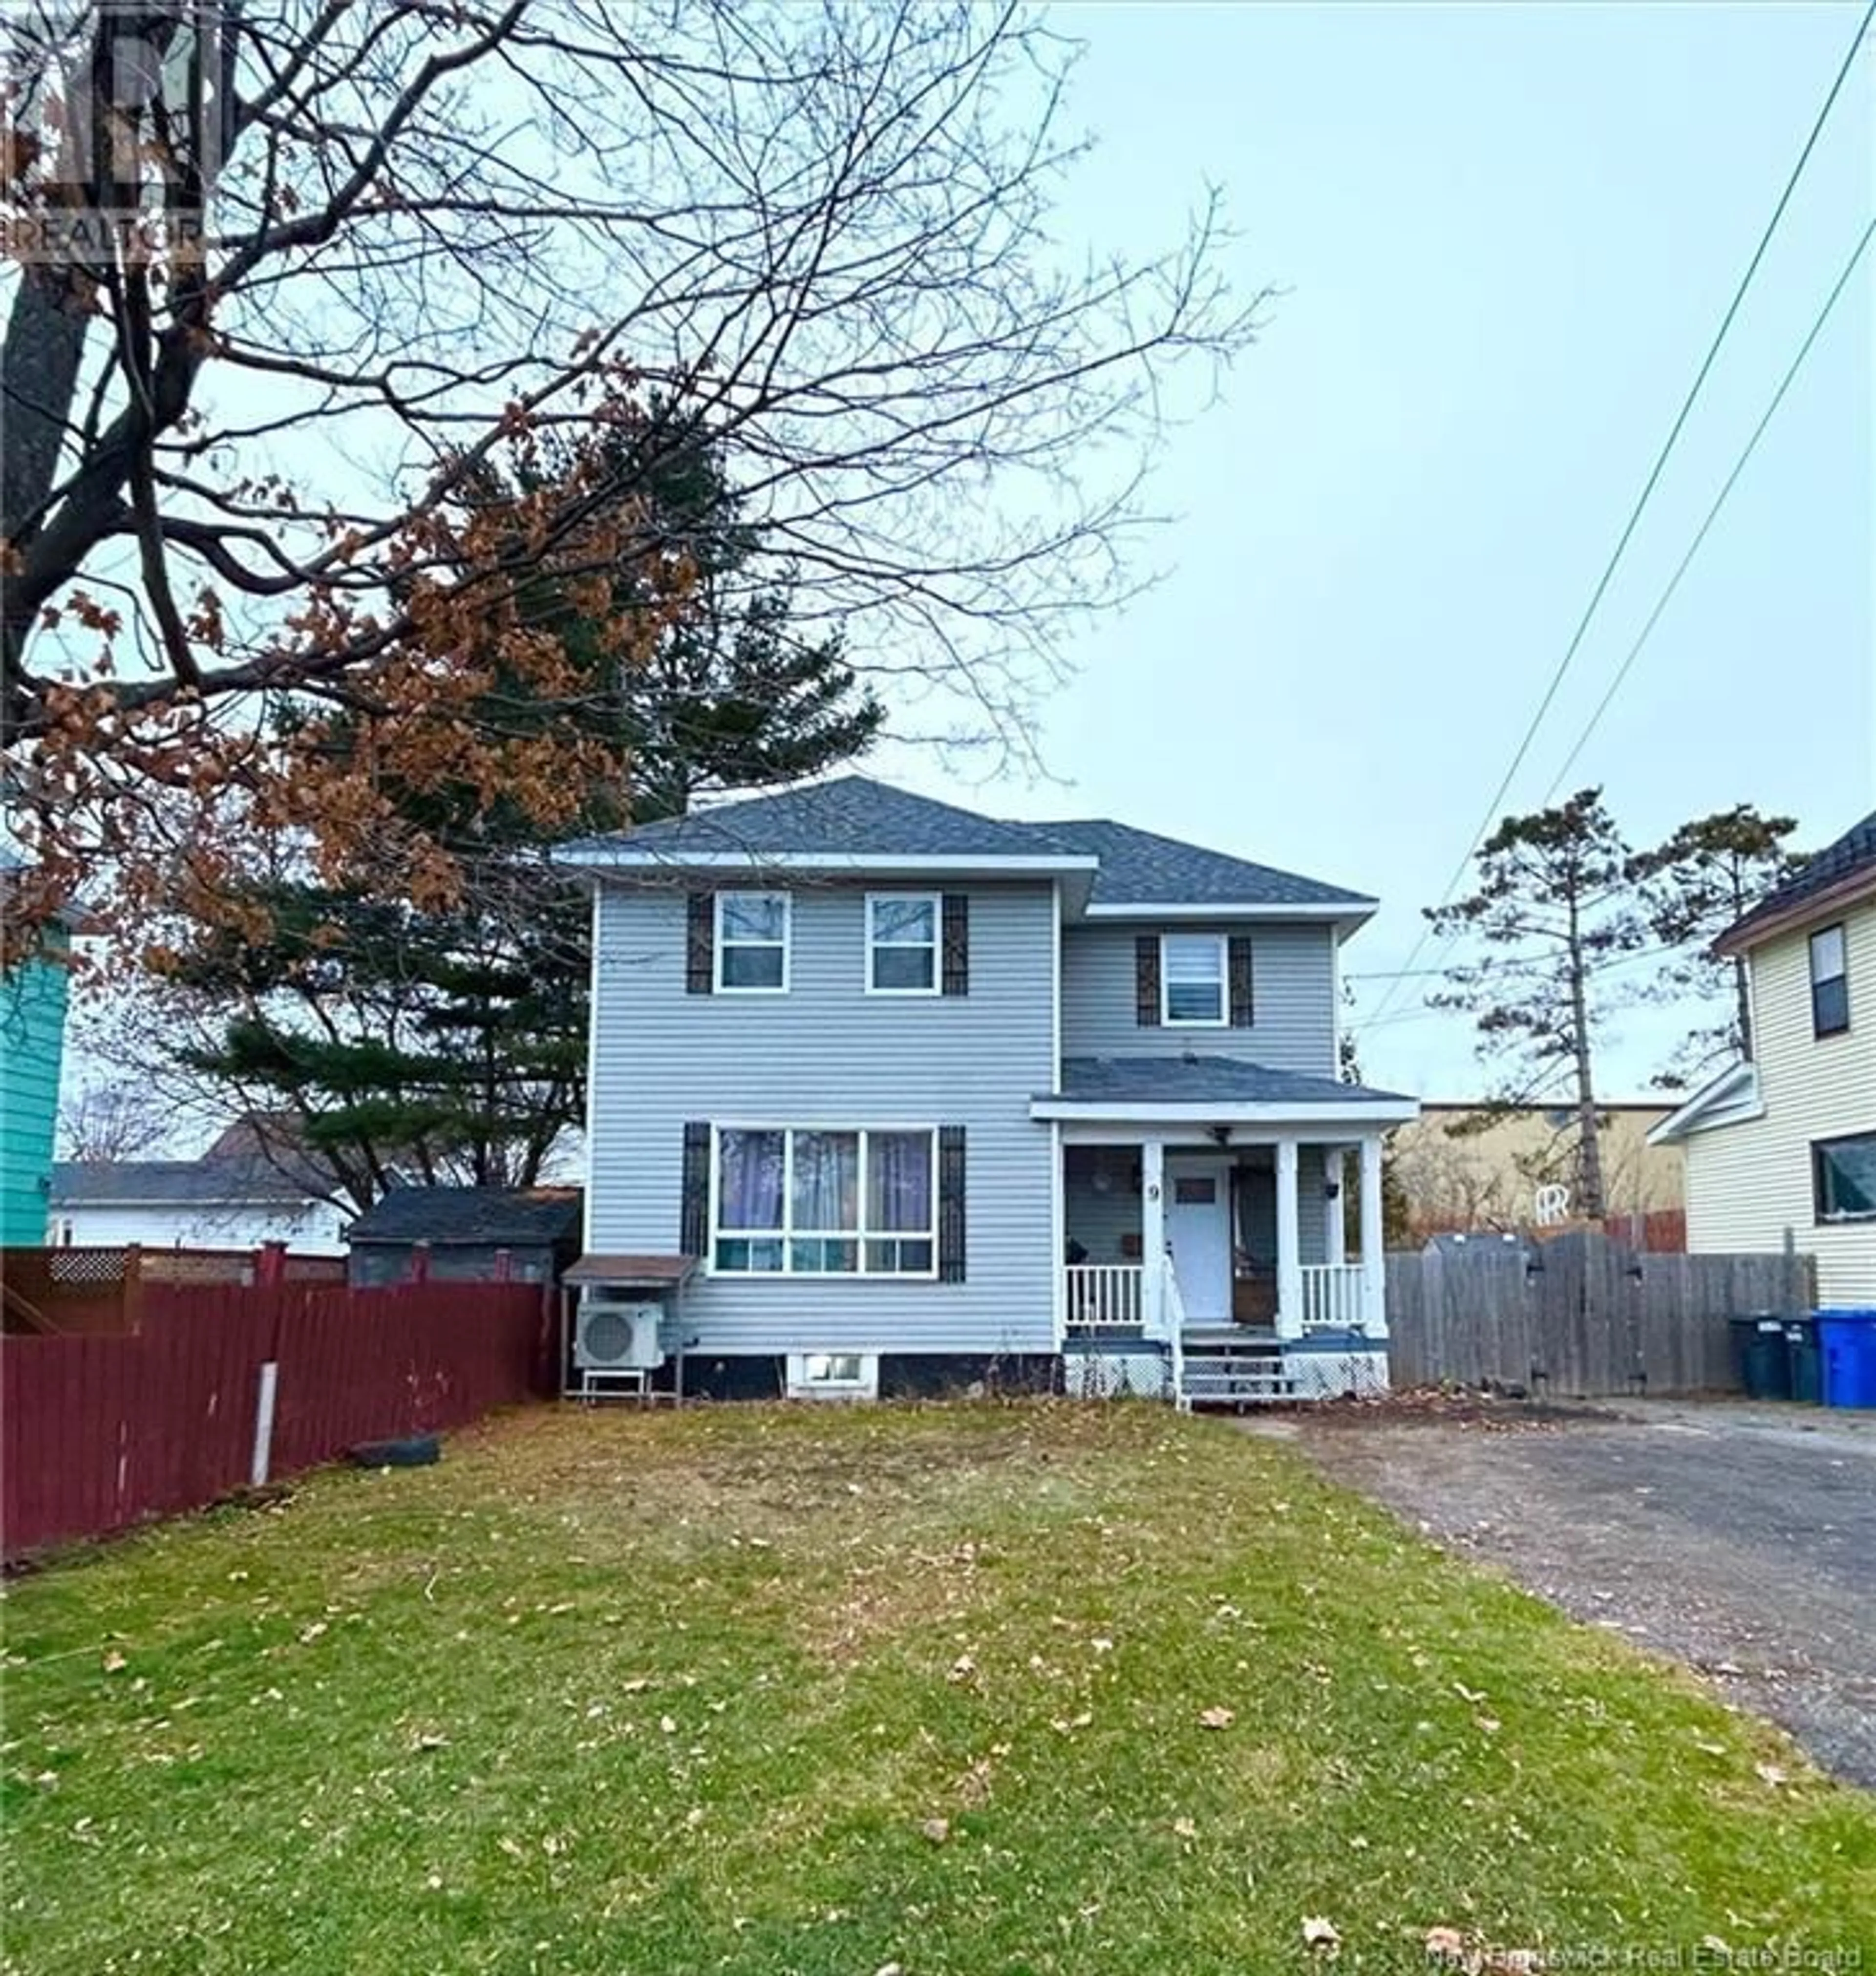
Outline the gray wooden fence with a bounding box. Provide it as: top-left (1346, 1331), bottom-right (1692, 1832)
top-left (1385, 1231), bottom-right (1814, 1397)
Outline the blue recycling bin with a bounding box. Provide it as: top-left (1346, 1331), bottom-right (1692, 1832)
top-left (1817, 1311), bottom-right (1876, 1410)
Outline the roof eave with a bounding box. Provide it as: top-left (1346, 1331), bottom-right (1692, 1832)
top-left (1080, 899), bottom-right (1376, 927)
top-left (1029, 1096), bottom-right (1420, 1126)
top-left (1646, 1062), bottom-right (1762, 1144)
top-left (1714, 868), bottom-right (1876, 957)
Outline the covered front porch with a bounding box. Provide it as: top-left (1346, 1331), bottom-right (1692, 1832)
top-left (1058, 1136), bottom-right (1386, 1342)
top-left (1033, 1056), bottom-right (1419, 1402)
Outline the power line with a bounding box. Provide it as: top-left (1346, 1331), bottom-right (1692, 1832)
top-left (1363, 0), bottom-right (1876, 1036)
top-left (1541, 212), bottom-right (1876, 801)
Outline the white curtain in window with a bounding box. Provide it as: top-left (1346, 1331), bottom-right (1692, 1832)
top-left (719, 1129), bottom-right (784, 1228)
top-left (868, 1131), bottom-right (932, 1231)
top-left (792, 1131), bottom-right (859, 1230)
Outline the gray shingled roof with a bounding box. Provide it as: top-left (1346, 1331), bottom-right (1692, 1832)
top-left (1013, 819), bottom-right (1372, 910)
top-left (562, 776), bottom-right (1059, 862)
top-left (1721, 809), bottom-right (1876, 949)
top-left (1048, 1056), bottom-right (1413, 1106)
top-left (347, 1185), bottom-right (583, 1247)
top-left (563, 774), bottom-right (1371, 911)
top-left (51, 1158), bottom-right (322, 1207)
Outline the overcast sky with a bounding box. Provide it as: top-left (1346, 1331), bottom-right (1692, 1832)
top-left (879, 0), bottom-right (1875, 1100)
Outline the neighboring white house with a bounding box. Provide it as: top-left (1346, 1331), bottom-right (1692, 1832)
top-left (558, 774), bottom-right (1419, 1407)
top-left (1649, 810), bottom-right (1876, 1309)
top-left (48, 1155), bottom-right (350, 1255)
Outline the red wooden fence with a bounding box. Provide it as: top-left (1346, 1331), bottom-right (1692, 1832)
top-left (1, 1280), bottom-right (553, 1561)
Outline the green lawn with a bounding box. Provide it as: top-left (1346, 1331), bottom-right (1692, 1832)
top-left (4, 1405), bottom-right (1873, 1974)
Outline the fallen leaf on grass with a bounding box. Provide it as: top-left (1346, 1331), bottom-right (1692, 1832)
top-left (1301, 1914), bottom-right (1341, 1954)
top-left (102, 1651), bottom-right (127, 1674)
top-left (919, 1816), bottom-right (951, 1844)
top-left (1172, 1817), bottom-right (1198, 1839)
top-left (1197, 1706), bottom-right (1235, 1730)
top-left (1754, 1762), bottom-right (1788, 1788)
top-left (1425, 1925), bottom-right (1468, 1963)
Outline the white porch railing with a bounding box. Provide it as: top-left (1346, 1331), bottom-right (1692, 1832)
top-left (1298, 1263), bottom-right (1367, 1333)
top-left (1065, 1263), bottom-right (1145, 1334)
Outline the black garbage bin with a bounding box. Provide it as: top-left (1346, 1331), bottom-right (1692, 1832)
top-left (1729, 1314), bottom-right (1791, 1401)
top-left (1785, 1317), bottom-right (1822, 1405)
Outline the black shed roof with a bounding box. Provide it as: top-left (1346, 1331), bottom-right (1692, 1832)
top-left (346, 1186), bottom-right (583, 1247)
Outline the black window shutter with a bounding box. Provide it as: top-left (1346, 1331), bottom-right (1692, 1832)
top-left (685, 893), bottom-right (714, 995)
top-left (937, 1126), bottom-right (967, 1282)
top-left (941, 893), bottom-right (970, 997)
top-left (1135, 935), bottom-right (1161, 1027)
top-left (1228, 935), bottom-right (1255, 1027)
top-left (680, 1122), bottom-right (711, 1255)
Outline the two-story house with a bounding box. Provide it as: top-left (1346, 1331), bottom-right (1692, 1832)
top-left (1649, 809), bottom-right (1876, 1309)
top-left (561, 777), bottom-right (1418, 1405)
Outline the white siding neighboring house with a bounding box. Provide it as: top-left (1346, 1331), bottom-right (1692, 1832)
top-left (1650, 810), bottom-right (1876, 1309)
top-left (48, 1158), bottom-right (351, 1255)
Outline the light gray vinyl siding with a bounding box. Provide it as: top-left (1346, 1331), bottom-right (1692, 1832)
top-left (1060, 923), bottom-right (1339, 1075)
top-left (587, 880), bottom-right (1057, 1355)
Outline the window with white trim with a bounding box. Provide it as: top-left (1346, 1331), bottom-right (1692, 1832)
top-left (866, 893), bottom-right (940, 994)
top-left (1162, 934), bottom-right (1227, 1025)
top-left (1814, 1132), bottom-right (1876, 1222)
top-left (715, 892), bottom-right (789, 992)
top-left (1810, 923), bottom-right (1849, 1038)
top-left (713, 1126), bottom-right (936, 1275)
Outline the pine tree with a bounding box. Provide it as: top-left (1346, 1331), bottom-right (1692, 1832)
top-left (1627, 805), bottom-right (1802, 1081)
top-left (163, 429), bottom-right (883, 1206)
top-left (1427, 790), bottom-right (1648, 1222)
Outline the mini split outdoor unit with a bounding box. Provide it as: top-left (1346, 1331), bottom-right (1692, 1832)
top-left (575, 1297), bottom-right (666, 1371)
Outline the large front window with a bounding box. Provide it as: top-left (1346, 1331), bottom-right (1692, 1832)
top-left (1814, 1133), bottom-right (1876, 1222)
top-left (1162, 934), bottom-right (1226, 1025)
top-left (713, 1126), bottom-right (936, 1275)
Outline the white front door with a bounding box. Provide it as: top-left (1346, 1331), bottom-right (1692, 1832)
top-left (1165, 1159), bottom-right (1232, 1322)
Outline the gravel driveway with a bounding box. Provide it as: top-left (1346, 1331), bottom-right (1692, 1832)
top-left (1271, 1398), bottom-right (1876, 1789)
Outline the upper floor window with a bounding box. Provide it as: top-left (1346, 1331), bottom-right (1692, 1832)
top-left (1162, 934), bottom-right (1227, 1025)
top-left (1814, 1132), bottom-right (1876, 1223)
top-left (715, 892), bottom-right (790, 992)
top-left (1810, 924), bottom-right (1849, 1038)
top-left (867, 893), bottom-right (940, 995)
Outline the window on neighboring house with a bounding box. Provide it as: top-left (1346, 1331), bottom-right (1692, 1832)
top-left (866, 893), bottom-right (939, 994)
top-left (804, 1353), bottom-right (865, 1383)
top-left (712, 1126), bottom-right (936, 1275)
top-left (1162, 934), bottom-right (1226, 1025)
top-left (1810, 924), bottom-right (1849, 1037)
top-left (715, 892), bottom-right (789, 992)
top-left (1814, 1132), bottom-right (1876, 1222)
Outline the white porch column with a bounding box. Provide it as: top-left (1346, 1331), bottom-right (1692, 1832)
top-left (1324, 1147), bottom-right (1347, 1267)
top-left (1358, 1133), bottom-right (1387, 1336)
top-left (1141, 1138), bottom-right (1166, 1339)
top-left (1275, 1137), bottom-right (1302, 1339)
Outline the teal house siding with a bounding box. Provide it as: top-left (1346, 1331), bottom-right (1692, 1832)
top-left (0, 934), bottom-right (71, 1246)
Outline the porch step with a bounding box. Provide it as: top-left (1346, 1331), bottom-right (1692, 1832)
top-left (1177, 1335), bottom-right (1295, 1405)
